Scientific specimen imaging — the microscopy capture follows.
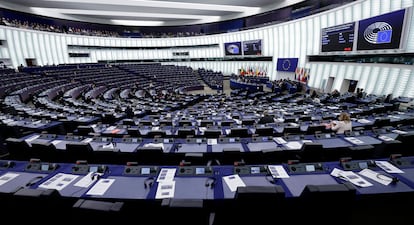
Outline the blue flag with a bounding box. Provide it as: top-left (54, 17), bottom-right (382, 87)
top-left (276, 58), bottom-right (298, 72)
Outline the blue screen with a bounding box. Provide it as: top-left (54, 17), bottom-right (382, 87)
top-left (141, 167), bottom-right (150, 175)
top-left (357, 9), bottom-right (405, 50)
top-left (251, 166), bottom-right (260, 174)
top-left (196, 167), bottom-right (205, 175)
top-left (224, 42), bottom-right (242, 56)
top-left (89, 166), bottom-right (98, 172)
top-left (41, 164), bottom-right (49, 171)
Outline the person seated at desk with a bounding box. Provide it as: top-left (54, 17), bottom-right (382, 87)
top-left (331, 89), bottom-right (340, 98)
top-left (312, 96), bottom-right (321, 104)
top-left (328, 112), bottom-right (352, 134)
top-left (258, 110), bottom-right (275, 124)
top-left (125, 105), bottom-right (134, 118)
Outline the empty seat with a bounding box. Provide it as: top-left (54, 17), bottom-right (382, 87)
top-left (203, 129), bottom-right (222, 138)
top-left (228, 127), bottom-right (249, 138)
top-left (297, 182), bottom-right (356, 225)
top-left (254, 126), bottom-right (274, 136)
top-left (29, 141), bottom-right (58, 161)
top-left (66, 142), bottom-right (94, 162)
top-left (5, 137), bottom-right (31, 160)
top-left (296, 142), bottom-right (325, 162)
top-left (177, 128), bottom-right (195, 138)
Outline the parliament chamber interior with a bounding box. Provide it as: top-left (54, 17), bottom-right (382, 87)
top-left (1, 0), bottom-right (414, 224)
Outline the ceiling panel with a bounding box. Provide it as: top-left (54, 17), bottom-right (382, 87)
top-left (1, 0), bottom-right (304, 26)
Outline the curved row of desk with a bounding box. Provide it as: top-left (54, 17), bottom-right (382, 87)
top-left (1, 155), bottom-right (414, 225)
top-left (5, 126), bottom-right (414, 165)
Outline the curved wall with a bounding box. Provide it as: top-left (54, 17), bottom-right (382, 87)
top-left (0, 0), bottom-right (413, 98)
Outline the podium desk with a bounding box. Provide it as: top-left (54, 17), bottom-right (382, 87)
top-left (246, 136), bottom-right (278, 152)
top-left (138, 126), bottom-right (174, 137)
top-left (0, 160), bottom-right (53, 194)
top-left (35, 162), bottom-right (109, 198)
top-left (387, 156), bottom-right (414, 189)
top-left (174, 138), bottom-right (208, 153)
top-left (100, 126), bottom-right (129, 137)
top-left (313, 136), bottom-right (353, 149)
top-left (0, 160), bottom-right (78, 224)
top-left (325, 159), bottom-right (414, 196)
top-left (82, 163), bottom-right (159, 200)
top-left (343, 135), bottom-right (382, 146)
top-left (322, 158), bottom-right (414, 224)
top-left (210, 137), bottom-right (244, 153)
top-left (219, 165), bottom-right (278, 199)
top-left (279, 162), bottom-right (338, 197)
top-left (171, 165), bottom-right (216, 200)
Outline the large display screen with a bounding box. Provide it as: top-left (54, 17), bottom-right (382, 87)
top-left (356, 9), bottom-right (406, 50)
top-left (321, 22), bottom-right (355, 52)
top-left (243, 39), bottom-right (262, 55)
top-left (224, 41), bottom-right (242, 56)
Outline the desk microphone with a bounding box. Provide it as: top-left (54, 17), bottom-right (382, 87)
top-left (205, 177), bottom-right (216, 189)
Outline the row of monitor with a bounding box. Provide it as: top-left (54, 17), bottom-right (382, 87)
top-left (321, 8), bottom-right (408, 52)
top-left (224, 39), bottom-right (262, 56)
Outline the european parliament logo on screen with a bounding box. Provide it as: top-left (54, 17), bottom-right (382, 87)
top-left (224, 42), bottom-right (242, 56)
top-left (357, 9), bottom-right (405, 50)
top-left (363, 22), bottom-right (392, 44)
top-left (276, 58), bottom-right (298, 72)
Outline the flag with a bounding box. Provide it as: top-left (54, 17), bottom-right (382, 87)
top-left (240, 67), bottom-right (245, 75)
top-left (276, 58), bottom-right (299, 72)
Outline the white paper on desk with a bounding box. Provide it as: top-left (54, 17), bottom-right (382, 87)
top-left (273, 137), bottom-right (287, 144)
top-left (81, 137), bottom-right (93, 143)
top-left (275, 118), bottom-right (284, 123)
top-left (0, 172), bottom-right (20, 186)
top-left (155, 180), bottom-right (175, 199)
top-left (157, 168), bottom-right (176, 182)
top-left (144, 142), bottom-right (164, 150)
top-left (2, 118), bottom-right (14, 124)
top-left (199, 127), bottom-right (207, 134)
top-left (359, 168), bottom-right (392, 186)
top-left (32, 120), bottom-right (41, 124)
top-left (106, 126), bottom-right (116, 131)
top-left (267, 165), bottom-right (289, 178)
top-left (378, 135), bottom-right (394, 142)
top-left (330, 168), bottom-right (373, 187)
top-left (86, 178), bottom-right (114, 195)
top-left (223, 174), bottom-right (246, 192)
top-left (102, 142), bottom-right (115, 149)
top-left (25, 134), bottom-right (40, 144)
top-left (375, 161), bottom-right (404, 173)
top-left (285, 141), bottom-right (302, 149)
top-left (357, 119), bottom-right (371, 124)
top-left (74, 172), bottom-right (100, 188)
top-left (344, 137), bottom-right (364, 145)
top-left (38, 173), bottom-right (79, 191)
top-left (51, 140), bottom-right (62, 146)
top-left (207, 138), bottom-right (217, 145)
top-left (392, 129), bottom-right (407, 134)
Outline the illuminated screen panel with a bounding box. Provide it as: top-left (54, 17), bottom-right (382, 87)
top-left (224, 42), bottom-right (242, 56)
top-left (356, 9), bottom-right (406, 50)
top-left (242, 39), bottom-right (262, 55)
top-left (321, 22), bottom-right (355, 52)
